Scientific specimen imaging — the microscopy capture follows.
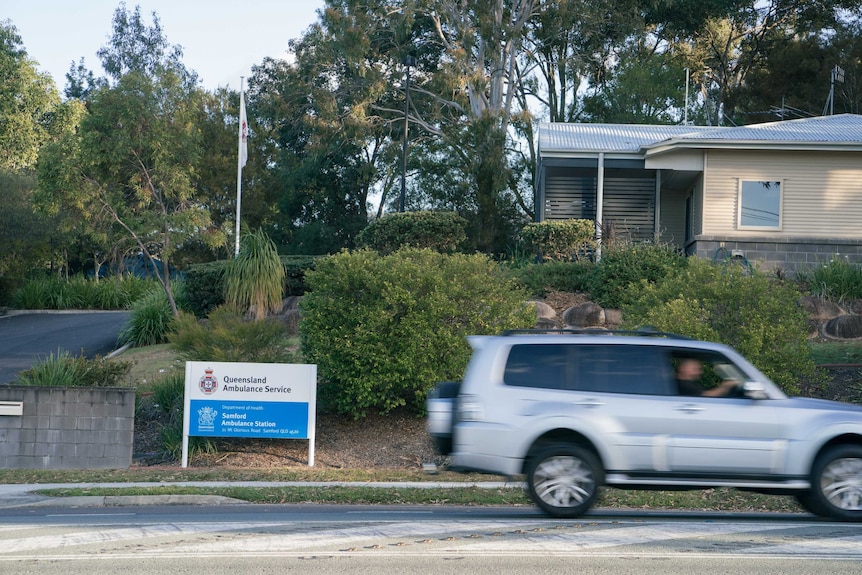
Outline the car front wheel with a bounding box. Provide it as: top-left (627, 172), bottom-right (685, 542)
top-left (526, 444), bottom-right (602, 518)
top-left (805, 445), bottom-right (862, 522)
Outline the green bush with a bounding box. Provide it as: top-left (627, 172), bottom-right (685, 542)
top-left (356, 211), bottom-right (468, 255)
top-left (622, 257), bottom-right (819, 394)
top-left (148, 373), bottom-right (187, 416)
top-left (168, 306), bottom-right (298, 363)
top-left (509, 260), bottom-right (595, 298)
top-left (11, 278), bottom-right (52, 309)
top-left (10, 275), bottom-right (158, 310)
top-left (281, 255), bottom-right (318, 296)
top-left (138, 372), bottom-right (217, 460)
top-left (519, 219), bottom-right (596, 262)
top-left (92, 275), bottom-right (153, 309)
top-left (300, 248), bottom-right (536, 417)
top-left (589, 241), bottom-right (687, 308)
top-left (15, 349), bottom-right (131, 387)
top-left (118, 288), bottom-right (175, 346)
top-left (184, 257), bottom-right (318, 318)
top-left (799, 257), bottom-right (862, 301)
top-left (0, 276), bottom-right (20, 306)
top-left (183, 260), bottom-right (228, 317)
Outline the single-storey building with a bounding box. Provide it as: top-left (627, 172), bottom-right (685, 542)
top-left (535, 114), bottom-right (862, 274)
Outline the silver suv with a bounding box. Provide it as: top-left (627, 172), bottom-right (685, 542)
top-left (427, 329), bottom-right (862, 521)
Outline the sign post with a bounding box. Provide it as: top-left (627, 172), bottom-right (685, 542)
top-left (181, 361), bottom-right (317, 467)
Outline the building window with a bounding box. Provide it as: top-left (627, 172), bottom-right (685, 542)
top-left (738, 180), bottom-right (781, 229)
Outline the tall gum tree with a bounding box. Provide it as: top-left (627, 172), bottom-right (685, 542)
top-left (421, 0), bottom-right (538, 252)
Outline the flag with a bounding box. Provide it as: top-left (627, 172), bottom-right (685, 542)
top-left (239, 91), bottom-right (248, 168)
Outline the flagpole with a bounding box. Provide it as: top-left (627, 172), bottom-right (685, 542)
top-left (235, 76), bottom-right (246, 257)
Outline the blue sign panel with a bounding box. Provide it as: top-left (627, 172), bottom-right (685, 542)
top-left (190, 399), bottom-right (309, 438)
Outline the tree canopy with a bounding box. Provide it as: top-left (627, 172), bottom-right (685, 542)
top-left (2, 0), bottom-right (862, 279)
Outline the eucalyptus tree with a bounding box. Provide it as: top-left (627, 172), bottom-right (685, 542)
top-left (735, 18), bottom-right (862, 121)
top-left (419, 0), bottom-right (538, 252)
top-left (1, 20), bottom-right (88, 277)
top-left (249, 0), bottom-right (417, 254)
top-left (0, 20), bottom-right (63, 171)
top-left (682, 0), bottom-right (862, 125)
top-left (35, 5), bottom-right (222, 315)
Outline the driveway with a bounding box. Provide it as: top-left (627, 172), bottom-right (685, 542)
top-left (0, 311), bottom-right (129, 384)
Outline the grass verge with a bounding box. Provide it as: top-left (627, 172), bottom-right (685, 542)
top-left (809, 340), bottom-right (862, 365)
top-left (29, 485), bottom-right (803, 513)
top-left (1, 467), bottom-right (805, 513)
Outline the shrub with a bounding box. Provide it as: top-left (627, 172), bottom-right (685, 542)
top-left (148, 373), bottom-right (187, 416)
top-left (118, 287), bottom-right (175, 346)
top-left (11, 278), bottom-right (52, 309)
top-left (622, 257), bottom-right (819, 394)
top-left (589, 241), bottom-right (687, 308)
top-left (92, 275), bottom-right (154, 309)
top-left (168, 306), bottom-right (298, 363)
top-left (15, 349), bottom-right (131, 387)
top-left (300, 248), bottom-right (536, 417)
top-left (356, 211), bottom-right (468, 255)
top-left (138, 372), bottom-right (216, 460)
top-left (799, 257), bottom-right (862, 301)
top-left (224, 229), bottom-right (285, 320)
top-left (519, 219), bottom-right (596, 262)
top-left (184, 260), bottom-right (227, 317)
top-left (184, 257), bottom-right (317, 318)
top-left (0, 276), bottom-right (20, 306)
top-left (281, 255), bottom-right (318, 296)
top-left (509, 260), bottom-right (596, 298)
top-left (10, 275), bottom-right (158, 310)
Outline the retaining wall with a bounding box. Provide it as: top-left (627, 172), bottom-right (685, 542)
top-left (693, 237), bottom-right (862, 276)
top-left (0, 386), bottom-right (135, 469)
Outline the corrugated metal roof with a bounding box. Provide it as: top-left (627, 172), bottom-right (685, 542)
top-left (538, 122), bottom-right (706, 153)
top-left (538, 114), bottom-right (862, 154)
top-left (672, 114), bottom-right (862, 143)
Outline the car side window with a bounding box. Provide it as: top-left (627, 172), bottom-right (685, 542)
top-left (670, 350), bottom-right (747, 398)
top-left (502, 343), bottom-right (674, 395)
top-left (575, 345), bottom-right (673, 395)
top-left (503, 344), bottom-right (569, 389)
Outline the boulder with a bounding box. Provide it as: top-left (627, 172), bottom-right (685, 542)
top-left (563, 302), bottom-right (605, 328)
top-left (529, 300), bottom-right (557, 320)
top-left (799, 295), bottom-right (845, 321)
top-left (823, 315), bottom-right (862, 340)
top-left (604, 308), bottom-right (623, 328)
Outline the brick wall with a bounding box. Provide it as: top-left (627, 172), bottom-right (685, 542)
top-left (0, 386), bottom-right (135, 469)
top-left (693, 237), bottom-right (862, 277)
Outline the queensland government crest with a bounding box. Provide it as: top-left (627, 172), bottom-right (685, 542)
top-left (199, 367), bottom-right (218, 394)
top-left (197, 406), bottom-right (218, 430)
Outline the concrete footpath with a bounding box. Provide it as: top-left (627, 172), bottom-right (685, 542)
top-left (0, 481), bottom-right (525, 509)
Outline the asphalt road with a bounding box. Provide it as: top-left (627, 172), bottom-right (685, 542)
top-left (2, 503), bottom-right (860, 574)
top-left (0, 311), bottom-right (129, 384)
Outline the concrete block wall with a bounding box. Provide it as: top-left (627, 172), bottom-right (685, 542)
top-left (0, 386), bottom-right (135, 469)
top-left (693, 237), bottom-right (862, 277)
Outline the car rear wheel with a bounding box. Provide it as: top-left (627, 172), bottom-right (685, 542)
top-left (805, 445), bottom-right (862, 522)
top-left (526, 444), bottom-right (602, 518)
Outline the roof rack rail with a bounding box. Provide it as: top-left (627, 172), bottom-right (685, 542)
top-left (500, 327), bottom-right (693, 339)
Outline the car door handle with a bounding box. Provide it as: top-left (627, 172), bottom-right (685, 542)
top-left (574, 400), bottom-right (605, 408)
top-left (676, 404), bottom-right (705, 413)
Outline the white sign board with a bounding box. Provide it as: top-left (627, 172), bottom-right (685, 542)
top-left (182, 361), bottom-right (317, 467)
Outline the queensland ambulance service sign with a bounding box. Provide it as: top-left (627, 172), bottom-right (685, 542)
top-left (181, 361), bottom-right (317, 467)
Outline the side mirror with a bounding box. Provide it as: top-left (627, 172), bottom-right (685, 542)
top-left (742, 381), bottom-right (768, 400)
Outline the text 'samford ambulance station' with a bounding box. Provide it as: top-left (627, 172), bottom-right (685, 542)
top-left (182, 361), bottom-right (317, 467)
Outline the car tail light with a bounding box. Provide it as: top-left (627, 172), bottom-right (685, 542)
top-left (458, 395), bottom-right (484, 422)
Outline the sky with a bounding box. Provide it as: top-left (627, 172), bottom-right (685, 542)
top-left (4, 0), bottom-right (326, 92)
